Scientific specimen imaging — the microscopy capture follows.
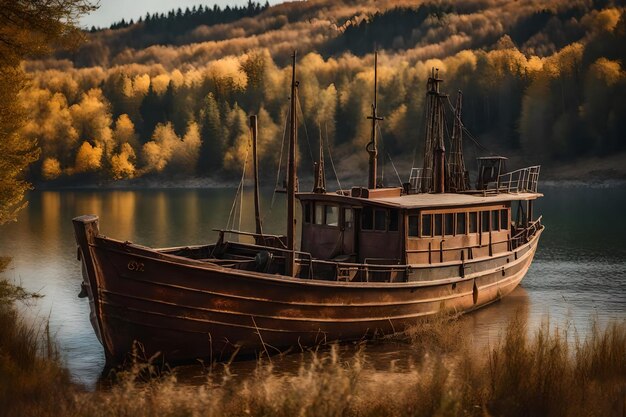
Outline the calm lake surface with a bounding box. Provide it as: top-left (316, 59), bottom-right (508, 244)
top-left (0, 184), bottom-right (624, 388)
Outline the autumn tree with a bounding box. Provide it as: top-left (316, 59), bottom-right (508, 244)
top-left (0, 0), bottom-right (97, 224)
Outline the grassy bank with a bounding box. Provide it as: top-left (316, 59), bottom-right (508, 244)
top-left (1, 266), bottom-right (624, 416)
top-left (0, 258), bottom-right (76, 417)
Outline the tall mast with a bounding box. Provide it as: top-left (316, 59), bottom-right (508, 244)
top-left (249, 115), bottom-right (263, 237)
top-left (422, 68), bottom-right (447, 193)
top-left (366, 50), bottom-right (383, 189)
top-left (286, 51), bottom-right (298, 277)
top-left (448, 90), bottom-right (468, 192)
top-left (313, 127), bottom-right (326, 193)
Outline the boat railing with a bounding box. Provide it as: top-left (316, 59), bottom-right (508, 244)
top-left (307, 258), bottom-right (410, 282)
top-left (495, 165), bottom-right (541, 193)
top-left (510, 215), bottom-right (543, 249)
top-left (217, 217), bottom-right (543, 282)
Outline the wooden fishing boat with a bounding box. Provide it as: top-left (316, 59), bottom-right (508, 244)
top-left (74, 53), bottom-right (543, 366)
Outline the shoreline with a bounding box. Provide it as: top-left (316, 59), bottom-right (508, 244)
top-left (31, 152), bottom-right (626, 191)
top-left (32, 176), bottom-right (626, 192)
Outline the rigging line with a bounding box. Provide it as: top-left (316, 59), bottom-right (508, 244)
top-left (325, 122), bottom-right (343, 193)
top-left (227, 179), bottom-right (241, 231)
top-left (229, 132), bottom-right (251, 232)
top-left (268, 105), bottom-right (290, 218)
top-left (377, 123), bottom-right (403, 186)
top-left (240, 139), bottom-right (251, 230)
top-left (442, 103), bottom-right (453, 151)
top-left (445, 95), bottom-right (490, 153)
top-left (296, 94), bottom-right (315, 166)
top-left (462, 125), bottom-right (491, 153)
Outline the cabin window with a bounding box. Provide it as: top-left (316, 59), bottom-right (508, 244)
top-left (374, 209), bottom-right (387, 231)
top-left (362, 207), bottom-right (374, 230)
top-left (421, 214), bottom-right (432, 236)
top-left (500, 209), bottom-right (508, 230)
top-left (326, 205), bottom-right (339, 226)
top-left (389, 210), bottom-right (399, 231)
top-left (491, 210), bottom-right (500, 231)
top-left (315, 204), bottom-right (324, 225)
top-left (456, 212), bottom-right (466, 235)
top-left (344, 208), bottom-right (354, 229)
top-left (481, 211), bottom-right (490, 232)
top-left (469, 212), bottom-right (477, 233)
top-left (434, 214), bottom-right (443, 236)
top-left (409, 215), bottom-right (419, 237)
top-left (304, 202), bottom-right (311, 223)
top-left (444, 213), bottom-right (454, 236)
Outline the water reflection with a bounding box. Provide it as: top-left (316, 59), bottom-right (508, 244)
top-left (0, 184), bottom-right (624, 389)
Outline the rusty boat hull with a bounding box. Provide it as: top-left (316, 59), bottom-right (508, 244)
top-left (73, 215), bottom-right (543, 366)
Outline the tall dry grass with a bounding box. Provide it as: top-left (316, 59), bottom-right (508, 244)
top-left (0, 265), bottom-right (624, 417)
top-left (0, 258), bottom-right (76, 417)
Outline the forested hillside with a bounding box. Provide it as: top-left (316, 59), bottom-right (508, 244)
top-left (22, 0), bottom-right (626, 185)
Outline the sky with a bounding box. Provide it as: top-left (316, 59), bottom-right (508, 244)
top-left (80, 0), bottom-right (285, 29)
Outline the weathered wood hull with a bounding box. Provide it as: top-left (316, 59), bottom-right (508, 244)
top-left (73, 215), bottom-right (542, 366)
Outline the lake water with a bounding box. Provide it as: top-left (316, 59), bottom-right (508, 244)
top-left (0, 184), bottom-right (624, 388)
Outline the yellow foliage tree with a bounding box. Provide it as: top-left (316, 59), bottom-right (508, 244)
top-left (0, 0), bottom-right (97, 225)
top-left (41, 157), bottom-right (63, 180)
top-left (74, 141), bottom-right (103, 173)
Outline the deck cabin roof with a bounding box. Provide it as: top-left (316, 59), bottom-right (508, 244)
top-left (297, 190), bottom-right (542, 209)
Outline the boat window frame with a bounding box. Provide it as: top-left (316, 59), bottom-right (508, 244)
top-left (444, 213), bottom-right (454, 236)
top-left (469, 211), bottom-right (478, 234)
top-left (314, 203), bottom-right (324, 225)
top-left (343, 208), bottom-right (354, 230)
top-left (421, 213), bottom-right (432, 237)
top-left (491, 209), bottom-right (500, 231)
top-left (388, 209), bottom-right (399, 232)
top-left (481, 211), bottom-right (490, 233)
top-left (408, 215), bottom-right (419, 237)
top-left (500, 209), bottom-right (508, 231)
top-left (361, 206), bottom-right (374, 230)
top-left (304, 202), bottom-right (312, 224)
top-left (434, 213), bottom-right (443, 236)
top-left (325, 205), bottom-right (340, 227)
top-left (456, 212), bottom-right (466, 235)
top-left (374, 209), bottom-right (387, 231)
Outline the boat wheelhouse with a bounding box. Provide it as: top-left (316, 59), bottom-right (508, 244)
top-left (298, 186), bottom-right (540, 280)
top-left (73, 52), bottom-right (543, 366)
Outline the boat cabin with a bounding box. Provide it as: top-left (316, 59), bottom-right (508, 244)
top-left (298, 187), bottom-right (541, 268)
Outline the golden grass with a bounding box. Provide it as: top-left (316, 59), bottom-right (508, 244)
top-left (0, 266), bottom-right (624, 417)
top-left (0, 259), bottom-right (76, 417)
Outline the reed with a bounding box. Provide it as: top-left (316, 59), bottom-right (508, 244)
top-left (0, 260), bottom-right (76, 417)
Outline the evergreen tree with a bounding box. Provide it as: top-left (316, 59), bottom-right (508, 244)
top-left (199, 93), bottom-right (225, 174)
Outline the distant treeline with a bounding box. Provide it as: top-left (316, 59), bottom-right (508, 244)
top-left (94, 1), bottom-right (269, 32)
top-left (23, 0), bottom-right (626, 184)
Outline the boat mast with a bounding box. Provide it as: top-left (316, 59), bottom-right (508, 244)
top-left (448, 90), bottom-right (468, 192)
top-left (313, 128), bottom-right (326, 193)
top-left (366, 50), bottom-right (383, 189)
top-left (250, 115), bottom-right (263, 237)
top-left (286, 51), bottom-right (298, 277)
top-left (422, 68), bottom-right (447, 193)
